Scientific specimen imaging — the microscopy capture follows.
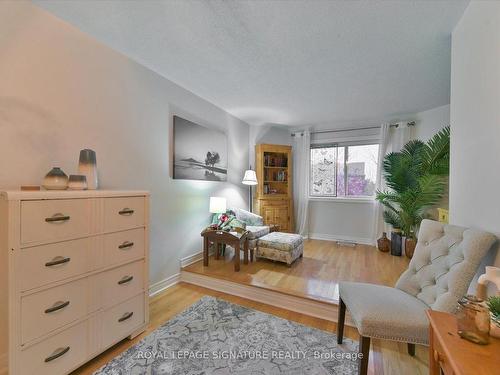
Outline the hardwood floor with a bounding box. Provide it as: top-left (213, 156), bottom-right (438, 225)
top-left (71, 282), bottom-right (429, 375)
top-left (182, 239), bottom-right (410, 304)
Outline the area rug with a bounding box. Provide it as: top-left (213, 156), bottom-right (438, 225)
top-left (94, 296), bottom-right (359, 374)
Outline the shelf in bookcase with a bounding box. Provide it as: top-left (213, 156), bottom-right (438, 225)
top-left (264, 166), bottom-right (288, 169)
top-left (264, 181), bottom-right (288, 183)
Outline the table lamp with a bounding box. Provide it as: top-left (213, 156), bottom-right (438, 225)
top-left (209, 196), bottom-right (227, 228)
top-left (242, 168), bottom-right (258, 211)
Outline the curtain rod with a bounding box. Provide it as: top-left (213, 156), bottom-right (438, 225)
top-left (291, 121), bottom-right (416, 137)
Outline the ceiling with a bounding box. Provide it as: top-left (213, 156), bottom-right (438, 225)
top-left (34, 0), bottom-right (468, 127)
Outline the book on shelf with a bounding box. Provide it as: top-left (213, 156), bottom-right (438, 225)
top-left (264, 153), bottom-right (288, 168)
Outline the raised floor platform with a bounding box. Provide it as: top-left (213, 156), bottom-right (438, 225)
top-left (181, 239), bottom-right (410, 322)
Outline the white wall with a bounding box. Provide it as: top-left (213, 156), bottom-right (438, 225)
top-left (0, 2), bottom-right (250, 288)
top-left (308, 200), bottom-right (376, 244)
top-left (248, 125), bottom-right (291, 166)
top-left (409, 104), bottom-right (450, 141)
top-left (449, 1), bottom-right (500, 287)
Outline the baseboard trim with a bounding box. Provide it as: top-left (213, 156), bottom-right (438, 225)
top-left (309, 233), bottom-right (375, 246)
top-left (180, 251), bottom-right (204, 268)
top-left (149, 273), bottom-right (180, 297)
top-left (181, 271), bottom-right (353, 325)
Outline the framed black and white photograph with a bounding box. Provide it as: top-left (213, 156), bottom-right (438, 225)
top-left (173, 115), bottom-right (228, 181)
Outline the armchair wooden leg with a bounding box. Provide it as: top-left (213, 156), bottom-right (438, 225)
top-left (359, 335), bottom-right (370, 375)
top-left (407, 343), bottom-right (415, 357)
top-left (337, 297), bottom-right (346, 344)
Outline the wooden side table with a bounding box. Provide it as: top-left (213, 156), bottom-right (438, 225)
top-left (201, 228), bottom-right (249, 271)
top-left (427, 310), bottom-right (500, 375)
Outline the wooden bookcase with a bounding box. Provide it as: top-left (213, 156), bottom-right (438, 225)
top-left (254, 144), bottom-right (294, 233)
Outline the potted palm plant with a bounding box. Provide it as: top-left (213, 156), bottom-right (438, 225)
top-left (376, 127), bottom-right (450, 258)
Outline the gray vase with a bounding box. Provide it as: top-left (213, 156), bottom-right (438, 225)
top-left (43, 167), bottom-right (68, 190)
top-left (78, 149), bottom-right (98, 189)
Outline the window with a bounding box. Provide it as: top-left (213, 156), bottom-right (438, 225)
top-left (310, 143), bottom-right (379, 198)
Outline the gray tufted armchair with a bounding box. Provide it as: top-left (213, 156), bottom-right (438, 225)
top-left (336, 219), bottom-right (496, 375)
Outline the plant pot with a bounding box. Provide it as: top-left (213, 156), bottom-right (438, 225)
top-left (377, 232), bottom-right (391, 252)
top-left (405, 238), bottom-right (417, 259)
top-left (390, 231), bottom-right (402, 256)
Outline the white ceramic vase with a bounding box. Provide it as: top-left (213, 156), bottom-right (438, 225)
top-left (42, 167), bottom-right (68, 190)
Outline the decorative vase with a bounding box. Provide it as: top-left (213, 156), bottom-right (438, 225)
top-left (68, 175), bottom-right (88, 190)
top-left (405, 237), bottom-right (417, 259)
top-left (390, 231), bottom-right (402, 256)
top-left (456, 295), bottom-right (490, 345)
top-left (377, 232), bottom-right (391, 252)
top-left (42, 167), bottom-right (68, 190)
top-left (490, 316), bottom-right (500, 339)
top-left (78, 149), bottom-right (98, 190)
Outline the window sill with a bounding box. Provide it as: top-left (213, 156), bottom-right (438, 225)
top-left (308, 196), bottom-right (375, 204)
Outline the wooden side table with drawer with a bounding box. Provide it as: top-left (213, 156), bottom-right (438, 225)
top-left (427, 310), bottom-right (500, 375)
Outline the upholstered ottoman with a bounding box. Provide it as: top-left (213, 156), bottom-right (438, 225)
top-left (257, 232), bottom-right (304, 266)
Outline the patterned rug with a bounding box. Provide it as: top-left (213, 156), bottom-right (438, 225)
top-left (94, 296), bottom-right (359, 374)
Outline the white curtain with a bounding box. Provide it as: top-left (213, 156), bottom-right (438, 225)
top-left (293, 131), bottom-right (310, 237)
top-left (372, 123), bottom-right (390, 243)
top-left (389, 122), bottom-right (414, 153)
top-left (372, 122), bottom-right (413, 243)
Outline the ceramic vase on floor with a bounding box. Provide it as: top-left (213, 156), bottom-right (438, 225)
top-left (42, 167), bottom-right (68, 190)
top-left (78, 149), bottom-right (98, 189)
top-left (377, 232), bottom-right (391, 252)
top-left (390, 231), bottom-right (402, 256)
top-left (405, 237), bottom-right (417, 259)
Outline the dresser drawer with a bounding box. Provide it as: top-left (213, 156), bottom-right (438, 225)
top-left (103, 197), bottom-right (145, 232)
top-left (21, 278), bottom-right (87, 344)
top-left (101, 293), bottom-right (145, 349)
top-left (98, 261), bottom-right (144, 309)
top-left (433, 331), bottom-right (455, 375)
top-left (21, 199), bottom-right (90, 245)
top-left (103, 228), bottom-right (145, 267)
top-left (19, 320), bottom-right (87, 375)
top-left (19, 238), bottom-right (90, 292)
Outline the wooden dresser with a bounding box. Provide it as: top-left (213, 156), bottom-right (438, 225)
top-left (427, 310), bottom-right (500, 375)
top-left (0, 190), bottom-right (149, 375)
top-left (254, 144), bottom-right (294, 232)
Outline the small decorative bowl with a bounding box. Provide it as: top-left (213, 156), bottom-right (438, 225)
top-left (68, 175), bottom-right (88, 190)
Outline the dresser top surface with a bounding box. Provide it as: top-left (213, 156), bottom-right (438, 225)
top-left (0, 189), bottom-right (150, 200)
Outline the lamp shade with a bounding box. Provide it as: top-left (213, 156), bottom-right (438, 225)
top-left (209, 197), bottom-right (226, 213)
top-left (242, 170), bottom-right (258, 185)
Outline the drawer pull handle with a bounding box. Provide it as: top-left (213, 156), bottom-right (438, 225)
top-left (44, 346), bottom-right (70, 362)
top-left (45, 256), bottom-right (71, 267)
top-left (118, 241), bottom-right (134, 249)
top-left (118, 311), bottom-right (134, 322)
top-left (433, 349), bottom-right (444, 363)
top-left (118, 275), bottom-right (134, 285)
top-left (119, 208), bottom-right (135, 216)
top-left (45, 300), bottom-right (70, 314)
top-left (45, 213), bottom-right (71, 223)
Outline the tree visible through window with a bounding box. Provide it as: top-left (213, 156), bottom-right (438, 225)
top-left (310, 143), bottom-right (379, 197)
